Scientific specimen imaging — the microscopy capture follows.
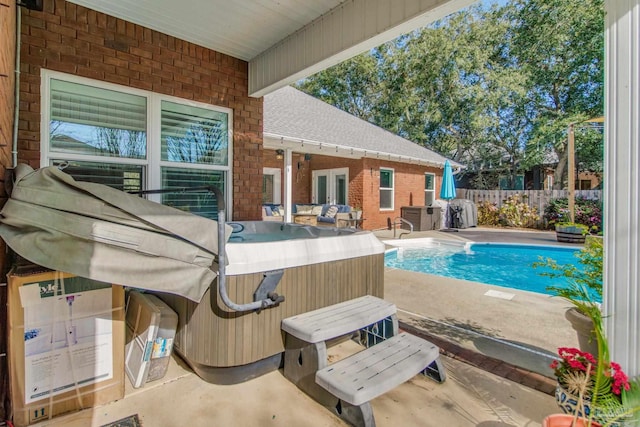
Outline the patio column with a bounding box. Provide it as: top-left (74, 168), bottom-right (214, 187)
top-left (284, 148), bottom-right (293, 223)
top-left (604, 0), bottom-right (640, 376)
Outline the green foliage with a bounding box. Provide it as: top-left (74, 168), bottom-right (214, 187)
top-left (498, 194), bottom-right (539, 227)
top-left (536, 239), bottom-right (640, 425)
top-left (618, 377), bottom-right (640, 425)
top-left (477, 201), bottom-right (500, 226)
top-left (534, 235), bottom-right (603, 305)
top-left (556, 222), bottom-right (590, 236)
top-left (543, 197), bottom-right (603, 233)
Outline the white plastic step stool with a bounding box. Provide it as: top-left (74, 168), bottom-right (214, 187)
top-left (281, 295), bottom-right (446, 427)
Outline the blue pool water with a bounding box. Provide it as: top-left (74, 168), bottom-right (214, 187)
top-left (384, 243), bottom-right (594, 300)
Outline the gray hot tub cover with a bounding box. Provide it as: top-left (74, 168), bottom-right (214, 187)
top-left (0, 164), bottom-right (232, 302)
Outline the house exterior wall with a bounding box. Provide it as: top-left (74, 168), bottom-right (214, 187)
top-left (264, 150), bottom-right (443, 230)
top-left (17, 0), bottom-right (263, 220)
top-left (0, 0), bottom-right (15, 202)
top-left (307, 154), bottom-right (363, 206)
top-left (362, 158), bottom-right (442, 230)
top-left (0, 0), bottom-right (16, 420)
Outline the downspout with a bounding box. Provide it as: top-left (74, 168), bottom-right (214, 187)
top-left (12, 5), bottom-right (22, 168)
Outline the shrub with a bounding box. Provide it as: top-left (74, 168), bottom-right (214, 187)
top-left (498, 194), bottom-right (540, 228)
top-left (477, 201), bottom-right (500, 226)
top-left (544, 197), bottom-right (602, 233)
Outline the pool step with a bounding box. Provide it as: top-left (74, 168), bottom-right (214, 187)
top-left (281, 295), bottom-right (446, 427)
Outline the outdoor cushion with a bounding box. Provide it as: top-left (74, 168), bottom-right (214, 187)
top-left (316, 215), bottom-right (336, 224)
top-left (311, 205), bottom-right (323, 215)
top-left (297, 205), bottom-right (313, 214)
top-left (264, 206), bottom-right (273, 216)
top-left (324, 205), bottom-right (339, 218)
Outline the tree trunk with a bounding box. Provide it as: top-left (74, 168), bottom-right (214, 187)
top-left (553, 148), bottom-right (569, 190)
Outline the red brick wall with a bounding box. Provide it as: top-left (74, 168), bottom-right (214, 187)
top-left (0, 0), bottom-right (15, 201)
top-left (0, 0), bottom-right (14, 419)
top-left (18, 0), bottom-right (263, 220)
top-left (362, 158), bottom-right (442, 230)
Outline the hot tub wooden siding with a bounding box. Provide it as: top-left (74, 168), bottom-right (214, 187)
top-left (165, 253), bottom-right (384, 368)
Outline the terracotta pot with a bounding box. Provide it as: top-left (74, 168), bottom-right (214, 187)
top-left (543, 414), bottom-right (601, 427)
top-left (565, 307), bottom-right (598, 356)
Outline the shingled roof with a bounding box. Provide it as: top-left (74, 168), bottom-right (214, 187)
top-left (264, 86), bottom-right (459, 169)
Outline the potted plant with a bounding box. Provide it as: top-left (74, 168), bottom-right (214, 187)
top-left (534, 236), bottom-right (603, 355)
top-left (545, 335), bottom-right (640, 426)
top-left (542, 241), bottom-right (640, 426)
top-left (548, 347), bottom-right (630, 426)
top-left (556, 222), bottom-right (590, 243)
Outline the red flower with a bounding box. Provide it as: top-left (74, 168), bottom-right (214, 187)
top-left (551, 347), bottom-right (630, 398)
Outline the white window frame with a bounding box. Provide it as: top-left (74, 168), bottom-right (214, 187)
top-left (40, 70), bottom-right (233, 216)
top-left (262, 167), bottom-right (282, 204)
top-left (425, 172), bottom-right (435, 206)
top-left (379, 167), bottom-right (394, 211)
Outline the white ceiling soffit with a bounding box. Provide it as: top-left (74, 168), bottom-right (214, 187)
top-left (249, 0), bottom-right (474, 97)
top-left (66, 0), bottom-right (472, 97)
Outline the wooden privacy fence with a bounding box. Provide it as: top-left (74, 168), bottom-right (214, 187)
top-left (456, 189), bottom-right (602, 218)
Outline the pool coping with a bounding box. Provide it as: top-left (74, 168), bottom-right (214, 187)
top-left (400, 321), bottom-right (557, 396)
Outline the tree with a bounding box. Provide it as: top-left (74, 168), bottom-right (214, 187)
top-left (296, 54), bottom-right (382, 123)
top-left (511, 0), bottom-right (604, 189)
top-left (296, 0), bottom-right (604, 190)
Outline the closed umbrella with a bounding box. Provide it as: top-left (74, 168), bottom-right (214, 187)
top-left (439, 160), bottom-right (458, 232)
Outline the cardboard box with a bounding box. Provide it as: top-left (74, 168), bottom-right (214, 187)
top-left (7, 269), bottom-right (125, 426)
top-left (125, 291), bottom-right (177, 388)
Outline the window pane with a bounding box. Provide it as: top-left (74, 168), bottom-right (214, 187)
top-left (51, 160), bottom-right (143, 192)
top-left (380, 189), bottom-right (393, 209)
top-left (425, 174), bottom-right (434, 190)
top-left (263, 174), bottom-right (274, 203)
top-left (380, 170), bottom-right (392, 188)
top-left (335, 174), bottom-right (347, 205)
top-left (161, 167), bottom-right (225, 220)
top-left (50, 79), bottom-right (146, 159)
top-left (161, 101), bottom-right (228, 166)
top-left (425, 192), bottom-right (434, 206)
top-left (317, 175), bottom-right (327, 204)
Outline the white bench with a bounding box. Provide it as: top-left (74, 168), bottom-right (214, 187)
top-left (281, 295), bottom-right (446, 427)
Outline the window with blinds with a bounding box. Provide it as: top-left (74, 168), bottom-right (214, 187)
top-left (52, 160), bottom-right (144, 193)
top-left (161, 101), bottom-right (228, 166)
top-left (161, 167), bottom-right (225, 220)
top-left (50, 79), bottom-right (147, 159)
top-left (43, 71), bottom-right (232, 220)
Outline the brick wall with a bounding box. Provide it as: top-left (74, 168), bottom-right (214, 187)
top-left (362, 158), bottom-right (442, 230)
top-left (0, 0), bottom-right (15, 419)
top-left (18, 0), bottom-right (263, 220)
top-left (0, 0), bottom-right (16, 201)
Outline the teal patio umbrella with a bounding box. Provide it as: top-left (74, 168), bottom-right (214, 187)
top-left (440, 160), bottom-right (457, 231)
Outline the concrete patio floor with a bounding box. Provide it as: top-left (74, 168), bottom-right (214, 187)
top-left (31, 227), bottom-right (569, 427)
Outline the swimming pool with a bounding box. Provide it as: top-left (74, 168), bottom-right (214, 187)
top-left (383, 239), bottom-right (593, 300)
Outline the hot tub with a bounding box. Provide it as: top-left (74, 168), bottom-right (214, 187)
top-left (161, 221), bottom-right (386, 384)
top-left (0, 167), bottom-right (385, 384)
